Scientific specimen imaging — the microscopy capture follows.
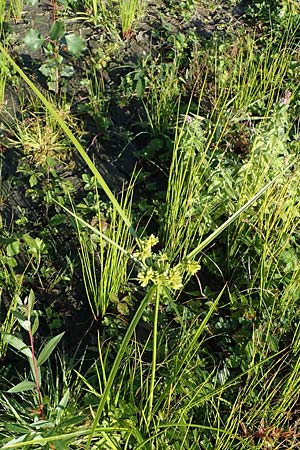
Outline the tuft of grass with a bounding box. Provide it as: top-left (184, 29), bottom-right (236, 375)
top-left (119, 0), bottom-right (147, 38)
top-left (75, 179), bottom-right (136, 319)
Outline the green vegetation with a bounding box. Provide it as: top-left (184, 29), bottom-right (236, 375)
top-left (1, 0), bottom-right (300, 448)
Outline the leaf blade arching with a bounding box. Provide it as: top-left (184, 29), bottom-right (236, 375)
top-left (37, 332), bottom-right (65, 367)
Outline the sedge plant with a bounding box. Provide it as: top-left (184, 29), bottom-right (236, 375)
top-left (75, 179), bottom-right (135, 320)
top-left (119, 0), bottom-right (147, 38)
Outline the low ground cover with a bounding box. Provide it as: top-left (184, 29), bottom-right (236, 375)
top-left (1, 0), bottom-right (300, 449)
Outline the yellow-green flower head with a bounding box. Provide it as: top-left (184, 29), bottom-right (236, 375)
top-left (137, 267), bottom-right (155, 287)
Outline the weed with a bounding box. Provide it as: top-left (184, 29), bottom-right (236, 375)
top-left (24, 20), bottom-right (86, 92)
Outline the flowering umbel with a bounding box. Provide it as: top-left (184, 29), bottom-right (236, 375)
top-left (134, 235), bottom-right (200, 290)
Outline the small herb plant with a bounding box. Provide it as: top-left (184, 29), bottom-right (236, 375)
top-left (3, 290), bottom-right (63, 414)
top-left (24, 20), bottom-right (86, 92)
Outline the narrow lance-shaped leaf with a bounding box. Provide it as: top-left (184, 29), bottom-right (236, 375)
top-left (55, 389), bottom-right (70, 424)
top-left (7, 380), bottom-right (36, 394)
top-left (27, 289), bottom-right (35, 318)
top-left (1, 333), bottom-right (32, 358)
top-left (29, 356), bottom-right (41, 386)
top-left (31, 314), bottom-right (39, 336)
top-left (37, 332), bottom-right (65, 367)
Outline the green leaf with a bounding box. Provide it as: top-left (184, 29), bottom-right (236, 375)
top-left (136, 76), bottom-right (146, 98)
top-left (5, 256), bottom-right (17, 268)
top-left (22, 233), bottom-right (37, 253)
top-left (18, 318), bottom-right (31, 332)
top-left (37, 332), bottom-right (65, 367)
top-left (1, 434), bottom-right (28, 448)
top-left (22, 234), bottom-right (45, 255)
top-left (6, 240), bottom-right (20, 257)
top-left (117, 302), bottom-right (129, 315)
top-left (50, 20), bottom-right (65, 41)
top-left (27, 289), bottom-right (35, 317)
top-left (60, 64), bottom-right (75, 78)
top-left (31, 314), bottom-right (39, 336)
top-left (4, 423), bottom-right (28, 433)
top-left (39, 62), bottom-right (55, 77)
top-left (1, 333), bottom-right (32, 358)
top-left (65, 34), bottom-right (86, 56)
top-left (26, 0), bottom-right (39, 4)
top-left (7, 380), bottom-right (36, 393)
top-left (49, 214), bottom-right (66, 226)
top-left (29, 174), bottom-right (38, 187)
top-left (29, 357), bottom-right (41, 386)
top-left (55, 389), bottom-right (70, 423)
top-left (24, 29), bottom-right (44, 50)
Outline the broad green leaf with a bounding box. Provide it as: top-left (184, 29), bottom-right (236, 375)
top-left (7, 380), bottom-right (36, 393)
top-left (50, 20), bottom-right (65, 41)
top-left (1, 333), bottom-right (32, 358)
top-left (49, 214), bottom-right (66, 226)
top-left (117, 302), bottom-right (129, 315)
top-left (65, 34), bottom-right (86, 56)
top-left (37, 332), bottom-right (65, 367)
top-left (5, 256), bottom-right (17, 268)
top-left (29, 174), bottom-right (38, 187)
top-left (53, 440), bottom-right (70, 450)
top-left (39, 62), bottom-right (54, 77)
top-left (47, 80), bottom-right (59, 92)
top-left (23, 234), bottom-right (45, 255)
top-left (136, 76), bottom-right (146, 98)
top-left (26, 0), bottom-right (38, 4)
top-left (24, 29), bottom-right (44, 50)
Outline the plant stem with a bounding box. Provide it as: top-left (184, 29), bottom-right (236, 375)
top-left (28, 330), bottom-right (43, 419)
top-left (51, 0), bottom-right (57, 22)
top-left (147, 284), bottom-right (160, 426)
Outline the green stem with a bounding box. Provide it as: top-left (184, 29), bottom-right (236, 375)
top-left (28, 329), bottom-right (43, 419)
top-left (147, 284), bottom-right (160, 426)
